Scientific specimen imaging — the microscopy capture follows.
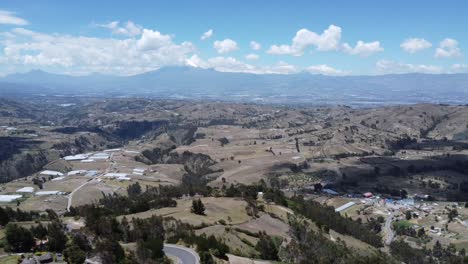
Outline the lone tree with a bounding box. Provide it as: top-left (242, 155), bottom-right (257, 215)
top-left (448, 209), bottom-right (458, 222)
top-left (63, 243), bottom-right (86, 264)
top-left (295, 138), bottom-right (300, 152)
top-left (127, 182), bottom-right (142, 197)
top-left (256, 231), bottom-right (279, 260)
top-left (405, 210), bottom-right (412, 220)
top-left (5, 224), bottom-right (34, 252)
top-left (191, 199), bottom-right (206, 215)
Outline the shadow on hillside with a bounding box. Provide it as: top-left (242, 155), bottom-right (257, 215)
top-left (405, 139), bottom-right (468, 151)
top-left (0, 136), bottom-right (44, 162)
top-left (323, 153), bottom-right (468, 201)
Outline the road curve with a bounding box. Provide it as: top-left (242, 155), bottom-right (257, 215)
top-left (67, 178), bottom-right (95, 212)
top-left (163, 244), bottom-right (199, 264)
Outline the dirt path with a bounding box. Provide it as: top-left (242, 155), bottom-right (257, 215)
top-left (67, 153), bottom-right (114, 211)
top-left (66, 178), bottom-right (96, 211)
top-left (384, 212), bottom-right (395, 245)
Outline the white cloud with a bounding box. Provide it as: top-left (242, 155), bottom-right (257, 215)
top-left (400, 38), bottom-right (432, 53)
top-left (205, 56), bottom-right (255, 72)
top-left (0, 10), bottom-right (28, 25)
top-left (342, 41), bottom-right (383, 57)
top-left (137, 29), bottom-right (173, 50)
top-left (451, 64), bottom-right (468, 73)
top-left (435, 38), bottom-right (462, 58)
top-left (376, 60), bottom-right (442, 74)
top-left (10, 28), bottom-right (53, 41)
top-left (98, 21), bottom-right (142, 37)
top-left (213, 39), bottom-right (239, 54)
top-left (124, 22), bottom-right (142, 37)
top-left (1, 27), bottom-right (195, 75)
top-left (267, 25), bottom-right (342, 56)
top-left (245, 53), bottom-right (259, 60)
top-left (185, 54), bottom-right (207, 68)
top-left (200, 29), bottom-right (213, 40)
top-left (306, 64), bottom-right (350, 75)
top-left (6, 19), bottom-right (464, 77)
top-left (186, 55), bottom-right (297, 74)
top-left (269, 61), bottom-right (298, 74)
top-left (250, 41), bottom-right (261, 50)
top-left (187, 55), bottom-right (255, 72)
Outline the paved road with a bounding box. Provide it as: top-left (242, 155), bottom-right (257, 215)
top-left (384, 212), bottom-right (395, 245)
top-left (163, 244), bottom-right (199, 264)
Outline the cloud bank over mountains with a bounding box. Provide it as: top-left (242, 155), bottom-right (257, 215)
top-left (0, 9), bottom-right (465, 76)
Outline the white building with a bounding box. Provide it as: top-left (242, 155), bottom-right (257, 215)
top-left (335, 202), bottom-right (356, 212)
top-left (68, 170), bottom-right (87, 176)
top-left (117, 176), bottom-right (131, 181)
top-left (16, 187), bottom-right (34, 193)
top-left (35, 191), bottom-right (63, 196)
top-left (104, 173), bottom-right (128, 178)
top-left (40, 170), bottom-right (64, 176)
top-left (90, 153), bottom-right (110, 160)
top-left (133, 168), bottom-right (146, 175)
top-left (63, 154), bottom-right (89, 161)
top-left (104, 148), bottom-right (121, 152)
top-left (51, 177), bottom-right (65, 181)
top-left (0, 195), bottom-right (22, 202)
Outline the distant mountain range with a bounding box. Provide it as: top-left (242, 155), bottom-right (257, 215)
top-left (1, 67), bottom-right (468, 106)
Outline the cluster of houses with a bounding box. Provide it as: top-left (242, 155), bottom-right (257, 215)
top-left (328, 188), bottom-right (437, 215)
top-left (326, 186), bottom-right (468, 241)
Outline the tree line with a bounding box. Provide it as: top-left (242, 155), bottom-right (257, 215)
top-left (288, 195), bottom-right (383, 247)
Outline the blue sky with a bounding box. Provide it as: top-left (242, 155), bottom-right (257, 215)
top-left (0, 0), bottom-right (466, 76)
